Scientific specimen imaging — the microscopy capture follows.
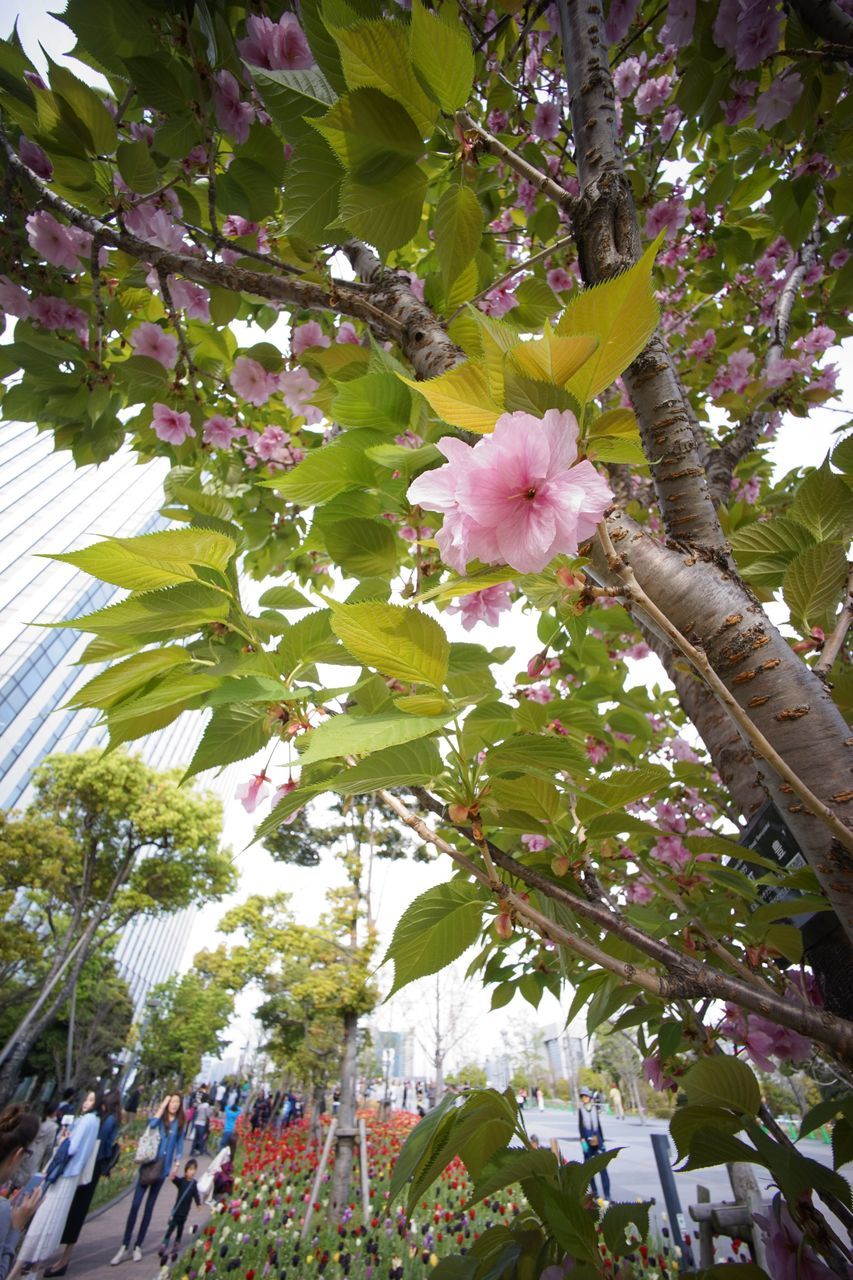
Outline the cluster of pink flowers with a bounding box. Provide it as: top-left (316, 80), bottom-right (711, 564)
top-left (754, 71), bottom-right (803, 129)
top-left (650, 833), bottom-right (691, 870)
top-left (25, 211), bottom-right (92, 272)
top-left (644, 190), bottom-right (687, 240)
top-left (585, 737), bottom-right (609, 764)
top-left (721, 1002), bottom-right (812, 1070)
top-left (407, 410), bottom-right (613, 576)
top-left (479, 281), bottom-right (519, 317)
top-left (447, 582), bottom-right (515, 631)
top-left (546, 266), bottom-right (574, 293)
top-left (130, 322), bottom-right (179, 369)
top-left (635, 73), bottom-right (672, 115)
top-left (532, 101), bottom-right (561, 141)
top-left (124, 194), bottom-right (190, 253)
top-left (291, 319), bottom-right (330, 357)
top-left (151, 403), bottom-right (194, 446)
top-left (213, 69), bottom-right (255, 144)
top-left (238, 12), bottom-right (314, 70)
top-left (521, 833), bottom-right (551, 852)
top-left (230, 356), bottom-right (283, 407)
top-left (713, 0), bottom-right (783, 70)
top-left (709, 348), bottom-right (754, 399)
top-left (685, 329), bottom-right (716, 361)
top-left (0, 276), bottom-right (89, 344)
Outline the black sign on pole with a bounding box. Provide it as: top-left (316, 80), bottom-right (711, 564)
top-left (650, 1132), bottom-right (694, 1270)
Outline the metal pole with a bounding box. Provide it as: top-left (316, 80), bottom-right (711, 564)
top-left (359, 1117), bottom-right (370, 1224)
top-left (650, 1132), bottom-right (694, 1270)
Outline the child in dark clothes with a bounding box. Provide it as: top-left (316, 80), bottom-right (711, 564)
top-left (158, 1158), bottom-right (201, 1262)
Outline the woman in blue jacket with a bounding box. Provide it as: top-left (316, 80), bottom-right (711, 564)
top-left (43, 1090), bottom-right (124, 1276)
top-left (111, 1094), bottom-right (184, 1266)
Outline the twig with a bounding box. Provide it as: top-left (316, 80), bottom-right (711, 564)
top-left (156, 267), bottom-right (196, 384)
top-left (454, 109), bottom-right (577, 215)
top-left (448, 234), bottom-right (573, 322)
top-left (90, 232), bottom-right (106, 365)
top-left (596, 519), bottom-right (853, 858)
top-left (815, 565), bottom-right (853, 677)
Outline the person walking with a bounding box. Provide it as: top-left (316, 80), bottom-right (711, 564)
top-left (43, 1090), bottom-right (123, 1277)
top-left (157, 1159), bottom-right (200, 1264)
top-left (0, 1106), bottom-right (43, 1280)
top-left (217, 1101), bottom-right (240, 1152)
top-left (536, 1086), bottom-right (545, 1112)
top-left (577, 1088), bottom-right (610, 1203)
top-left (10, 1090), bottom-right (100, 1280)
top-left (189, 1098), bottom-right (210, 1157)
top-left (110, 1093), bottom-right (184, 1265)
top-left (608, 1083), bottom-right (624, 1120)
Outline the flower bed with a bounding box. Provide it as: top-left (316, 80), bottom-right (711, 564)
top-left (169, 1115), bottom-right (678, 1280)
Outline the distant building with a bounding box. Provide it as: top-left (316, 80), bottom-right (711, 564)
top-left (0, 424), bottom-right (238, 1015)
top-left (541, 1019), bottom-right (590, 1094)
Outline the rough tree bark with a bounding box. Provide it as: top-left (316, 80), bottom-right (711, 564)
top-left (330, 1008), bottom-right (359, 1219)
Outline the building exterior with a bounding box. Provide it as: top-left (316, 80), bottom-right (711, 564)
top-left (0, 422), bottom-right (234, 1015)
top-left (541, 1018), bottom-right (591, 1098)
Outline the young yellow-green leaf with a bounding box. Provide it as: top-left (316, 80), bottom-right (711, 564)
top-left (507, 331), bottom-right (599, 387)
top-left (331, 371), bottom-right (412, 431)
top-left (415, 566), bottom-right (521, 604)
top-left (410, 0), bottom-right (474, 111)
top-left (324, 518), bottom-right (398, 578)
top-left (298, 710), bottom-right (453, 764)
top-left (434, 185), bottom-right (483, 293)
top-left (310, 87), bottom-right (424, 176)
top-left (49, 59), bottom-right (117, 154)
top-left (393, 693), bottom-right (453, 715)
top-left (783, 541), bottom-right (848, 632)
top-left (556, 234), bottom-right (663, 402)
top-left (49, 582), bottom-right (231, 640)
top-left (49, 528), bottom-right (236, 592)
top-left (729, 516), bottom-right (817, 590)
top-left (331, 737), bottom-right (443, 793)
top-left (116, 138), bottom-right (161, 194)
top-left (184, 704), bottom-right (272, 780)
top-left (383, 879), bottom-right (484, 997)
top-left (328, 19), bottom-right (438, 137)
top-left (269, 436), bottom-right (376, 505)
top-left (585, 407), bottom-right (646, 465)
top-left (64, 647), bottom-right (192, 710)
top-left (330, 600), bottom-right (450, 687)
top-left (790, 460), bottom-right (853, 543)
top-left (339, 164), bottom-right (427, 257)
top-left (398, 361), bottom-right (503, 432)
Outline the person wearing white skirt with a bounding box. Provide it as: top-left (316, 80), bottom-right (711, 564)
top-left (9, 1092), bottom-right (99, 1280)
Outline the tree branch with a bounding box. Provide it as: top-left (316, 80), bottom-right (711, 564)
top-left (454, 109), bottom-right (577, 213)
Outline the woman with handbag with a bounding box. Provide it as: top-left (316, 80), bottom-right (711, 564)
top-left (110, 1094), bottom-right (184, 1266)
top-left (42, 1090), bottom-right (123, 1277)
top-left (8, 1091), bottom-right (100, 1280)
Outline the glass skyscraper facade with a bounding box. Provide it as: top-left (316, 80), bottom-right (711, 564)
top-left (0, 422), bottom-right (236, 1013)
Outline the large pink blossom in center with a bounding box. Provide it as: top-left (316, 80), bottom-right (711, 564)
top-left (407, 410), bottom-right (613, 576)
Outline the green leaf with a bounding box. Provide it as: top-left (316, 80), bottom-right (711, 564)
top-left (574, 766), bottom-right (670, 820)
top-left (730, 517), bottom-right (816, 589)
top-left (185, 704), bottom-right (272, 779)
top-left (539, 1183), bottom-right (599, 1263)
top-left (507, 332), bottom-right (599, 386)
top-left (434, 185), bottom-right (483, 294)
top-left (64, 647), bottom-right (192, 710)
top-left (277, 610), bottom-right (344, 671)
top-left (122, 54), bottom-right (190, 114)
top-left (398, 361), bottom-right (503, 433)
top-left (790, 461), bottom-right (853, 542)
top-left (680, 1127), bottom-right (764, 1172)
top-left (330, 601), bottom-right (450, 687)
top-left (389, 1091), bottom-right (460, 1205)
top-left (466, 1148), bottom-right (558, 1206)
top-left (258, 585), bottom-right (313, 609)
top-left (331, 371), bottom-right (412, 431)
top-left (601, 1202), bottom-right (650, 1259)
top-left (50, 583), bottom-right (231, 641)
top-left (556, 235), bottom-right (663, 403)
top-left (799, 1096), bottom-right (852, 1139)
top-left (682, 1056), bottom-right (761, 1116)
top-left (490, 774), bottom-right (563, 825)
top-left (49, 59), bottom-right (117, 154)
top-left (329, 19), bottom-right (438, 137)
top-left (410, 0), bottom-right (474, 112)
top-left (49, 528), bottom-right (235, 592)
top-left (586, 408), bottom-right (646, 466)
top-left (270, 436), bottom-right (376, 505)
top-left (383, 879), bottom-right (485, 996)
top-left (670, 1105), bottom-right (745, 1163)
top-left (298, 710), bottom-right (453, 764)
top-left (116, 139), bottom-right (161, 194)
top-left (339, 163), bottom-right (427, 257)
top-left (486, 736), bottom-right (588, 779)
top-left (783, 541), bottom-right (848, 632)
top-left (323, 518), bottom-right (398, 578)
top-left (331, 738), bottom-right (442, 793)
top-left (311, 88), bottom-right (424, 179)
top-left (832, 1117), bottom-right (853, 1170)
top-left (283, 133), bottom-right (343, 242)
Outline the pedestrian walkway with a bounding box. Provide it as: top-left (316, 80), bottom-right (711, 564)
top-left (61, 1155), bottom-right (214, 1280)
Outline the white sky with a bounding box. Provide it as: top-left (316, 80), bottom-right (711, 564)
top-left (4, 0), bottom-right (850, 1072)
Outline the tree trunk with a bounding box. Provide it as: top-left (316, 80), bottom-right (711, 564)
top-left (0, 943), bottom-right (89, 1104)
top-left (330, 1009), bottom-right (359, 1220)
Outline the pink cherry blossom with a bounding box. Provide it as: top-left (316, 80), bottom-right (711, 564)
top-left (124, 203), bottom-right (188, 252)
top-left (585, 737), bottom-right (609, 764)
top-left (528, 654), bottom-right (560, 677)
top-left (515, 179), bottom-right (538, 216)
top-left (829, 249), bottom-right (850, 270)
top-left (755, 71), bottom-right (803, 129)
top-left (532, 101), bottom-right (561, 141)
top-left (169, 278), bottom-right (211, 322)
top-left (613, 56), bottom-right (642, 97)
top-left (660, 105), bottom-right (682, 144)
top-left (151, 403), bottom-right (194, 445)
top-left (645, 194), bottom-right (687, 239)
top-left (399, 271), bottom-right (425, 302)
top-left (336, 322), bottom-right (360, 345)
top-left (447, 582), bottom-right (514, 631)
top-left (521, 834), bottom-right (552, 851)
top-left (669, 734), bottom-right (699, 762)
top-left (479, 283), bottom-right (519, 317)
top-left (763, 352), bottom-right (799, 388)
top-left (754, 1201), bottom-right (835, 1280)
top-left (808, 362), bottom-right (840, 395)
top-left (292, 319), bottom-right (331, 356)
top-left (651, 834), bottom-right (691, 870)
top-left (686, 329), bottom-right (716, 360)
top-left (203, 414), bottom-right (240, 448)
top-left (222, 214), bottom-right (259, 238)
top-left (710, 348), bottom-right (754, 398)
top-left (26, 210), bottom-right (83, 271)
top-left (130, 322), bottom-right (179, 369)
top-left (255, 424), bottom-right (290, 461)
top-left (722, 78), bottom-right (758, 125)
top-left (660, 0), bottom-right (695, 46)
top-left (547, 267), bottom-right (574, 292)
top-left (626, 880), bottom-right (654, 904)
top-left (213, 70), bottom-right (255, 144)
top-left (487, 109), bottom-right (508, 131)
top-left (635, 74), bottom-right (672, 114)
top-left (794, 325), bottom-right (836, 356)
top-left (407, 410), bottom-right (613, 576)
top-left (0, 277), bottom-right (32, 320)
top-left (278, 366), bottom-right (322, 422)
top-left (626, 641), bottom-right (651, 660)
top-left (605, 0), bottom-right (641, 43)
top-left (19, 136), bottom-right (53, 180)
top-left (238, 13), bottom-right (314, 70)
top-left (525, 685), bottom-right (555, 704)
top-left (235, 771), bottom-right (271, 813)
top-left (30, 295), bottom-right (88, 344)
top-left (231, 355), bottom-right (280, 407)
top-left (643, 1055), bottom-right (676, 1092)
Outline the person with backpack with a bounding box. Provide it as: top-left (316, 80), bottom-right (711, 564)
top-left (42, 1091), bottom-right (123, 1277)
top-left (110, 1094), bottom-right (184, 1265)
top-left (157, 1159), bottom-right (201, 1264)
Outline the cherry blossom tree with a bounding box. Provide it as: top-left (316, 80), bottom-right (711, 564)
top-left (0, 0), bottom-right (852, 1271)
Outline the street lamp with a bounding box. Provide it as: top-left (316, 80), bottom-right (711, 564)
top-left (382, 1046), bottom-right (393, 1105)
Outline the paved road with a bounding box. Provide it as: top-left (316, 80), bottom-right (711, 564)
top-left (518, 1106), bottom-right (842, 1263)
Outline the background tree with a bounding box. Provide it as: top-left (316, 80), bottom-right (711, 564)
top-left (138, 965), bottom-right (238, 1085)
top-left (0, 749), bottom-right (235, 1102)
